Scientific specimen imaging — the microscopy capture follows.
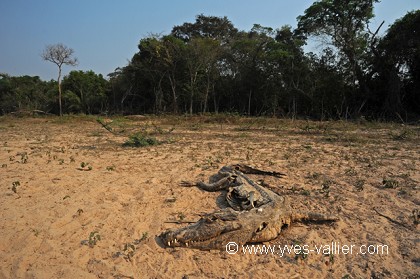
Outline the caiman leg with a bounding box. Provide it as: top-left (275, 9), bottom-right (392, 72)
top-left (292, 212), bottom-right (339, 222)
top-left (180, 172), bottom-right (235, 192)
top-left (249, 191), bottom-right (255, 208)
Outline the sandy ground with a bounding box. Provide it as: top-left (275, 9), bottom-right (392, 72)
top-left (0, 115), bottom-right (418, 279)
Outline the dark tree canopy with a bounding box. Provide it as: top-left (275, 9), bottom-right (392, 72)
top-left (171, 14), bottom-right (238, 42)
top-left (297, 0), bottom-right (379, 83)
top-left (372, 10), bottom-right (420, 116)
top-left (1, 9), bottom-right (419, 119)
top-left (62, 70), bottom-right (108, 114)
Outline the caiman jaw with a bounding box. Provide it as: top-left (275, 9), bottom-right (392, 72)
top-left (160, 212), bottom-right (242, 248)
top-left (160, 228), bottom-right (225, 248)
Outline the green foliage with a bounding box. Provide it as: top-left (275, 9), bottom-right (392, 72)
top-left (62, 90), bottom-right (81, 112)
top-left (297, 0), bottom-right (378, 94)
top-left (0, 74), bottom-right (56, 114)
top-left (79, 162), bottom-right (92, 171)
top-left (382, 178), bottom-right (399, 189)
top-left (62, 70), bottom-right (108, 114)
top-left (171, 14), bottom-right (238, 42)
top-left (1, 10), bottom-right (419, 119)
top-left (84, 231), bottom-right (101, 247)
top-left (376, 10), bottom-right (420, 115)
top-left (123, 132), bottom-right (159, 147)
top-left (12, 181), bottom-right (20, 194)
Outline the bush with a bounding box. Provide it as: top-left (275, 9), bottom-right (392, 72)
top-left (123, 132), bottom-right (159, 147)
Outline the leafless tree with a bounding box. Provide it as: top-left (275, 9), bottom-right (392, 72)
top-left (41, 43), bottom-right (78, 116)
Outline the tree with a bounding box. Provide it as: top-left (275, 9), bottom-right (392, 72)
top-left (184, 37), bottom-right (223, 114)
top-left (297, 0), bottom-right (379, 106)
top-left (172, 14), bottom-right (238, 43)
top-left (0, 74), bottom-right (56, 114)
top-left (136, 35), bottom-right (186, 113)
top-left (62, 70), bottom-right (108, 114)
top-left (41, 43), bottom-right (78, 116)
top-left (376, 10), bottom-right (420, 116)
top-left (230, 25), bottom-right (277, 115)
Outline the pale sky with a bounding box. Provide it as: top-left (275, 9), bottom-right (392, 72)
top-left (0, 0), bottom-right (418, 80)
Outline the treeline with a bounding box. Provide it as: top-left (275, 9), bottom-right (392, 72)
top-left (0, 71), bottom-right (108, 115)
top-left (1, 1), bottom-right (419, 120)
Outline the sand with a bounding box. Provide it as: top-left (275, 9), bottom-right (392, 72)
top-left (0, 116), bottom-right (418, 278)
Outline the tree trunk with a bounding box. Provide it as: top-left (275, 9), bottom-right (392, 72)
top-left (248, 89), bottom-right (252, 115)
top-left (203, 74), bottom-right (211, 113)
top-left (189, 94), bottom-right (193, 115)
top-left (189, 71), bottom-right (198, 115)
top-left (168, 75), bottom-right (178, 114)
top-left (58, 66), bottom-right (62, 116)
top-left (212, 84), bottom-right (218, 114)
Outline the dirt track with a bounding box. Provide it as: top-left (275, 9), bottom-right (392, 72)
top-left (0, 116), bottom-right (418, 278)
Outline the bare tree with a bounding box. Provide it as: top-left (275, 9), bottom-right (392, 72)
top-left (41, 43), bottom-right (78, 116)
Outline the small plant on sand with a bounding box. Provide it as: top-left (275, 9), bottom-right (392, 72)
top-left (177, 212), bottom-right (186, 221)
top-left (81, 231), bottom-right (101, 247)
top-left (79, 162), bottom-right (92, 171)
top-left (413, 209), bottom-right (419, 225)
top-left (21, 153), bottom-right (28, 163)
top-left (18, 152), bottom-right (28, 163)
top-left (326, 253), bottom-right (335, 266)
top-left (300, 189), bottom-right (311, 196)
top-left (89, 231), bottom-right (101, 247)
top-left (114, 232), bottom-right (149, 261)
top-left (382, 178), bottom-right (399, 189)
top-left (123, 132), bottom-right (159, 147)
top-left (354, 179), bottom-right (365, 191)
top-left (12, 181), bottom-right (20, 194)
top-left (139, 232), bottom-right (148, 242)
top-left (106, 165), bottom-right (116, 171)
top-left (31, 228), bottom-right (40, 237)
top-left (320, 179), bottom-right (332, 197)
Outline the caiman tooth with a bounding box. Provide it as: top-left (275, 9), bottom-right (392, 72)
top-left (174, 238), bottom-right (177, 243)
top-left (185, 242), bottom-right (189, 247)
top-left (167, 241), bottom-right (171, 246)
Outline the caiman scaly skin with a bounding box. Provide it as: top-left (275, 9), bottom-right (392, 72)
top-left (160, 164), bottom-right (338, 250)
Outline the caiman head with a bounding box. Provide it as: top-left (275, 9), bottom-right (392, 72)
top-left (159, 197), bottom-right (289, 250)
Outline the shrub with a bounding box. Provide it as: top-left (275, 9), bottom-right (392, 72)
top-left (123, 132), bottom-right (159, 147)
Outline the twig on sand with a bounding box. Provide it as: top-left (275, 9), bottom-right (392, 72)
top-left (373, 207), bottom-right (411, 229)
top-left (164, 220), bottom-right (197, 224)
top-left (96, 118), bottom-right (116, 135)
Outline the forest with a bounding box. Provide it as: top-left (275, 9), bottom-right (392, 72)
top-left (1, 0), bottom-right (419, 120)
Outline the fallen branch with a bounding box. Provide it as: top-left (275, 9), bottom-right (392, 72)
top-left (164, 220), bottom-right (197, 224)
top-left (373, 207), bottom-right (411, 229)
top-left (96, 118), bottom-right (117, 135)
